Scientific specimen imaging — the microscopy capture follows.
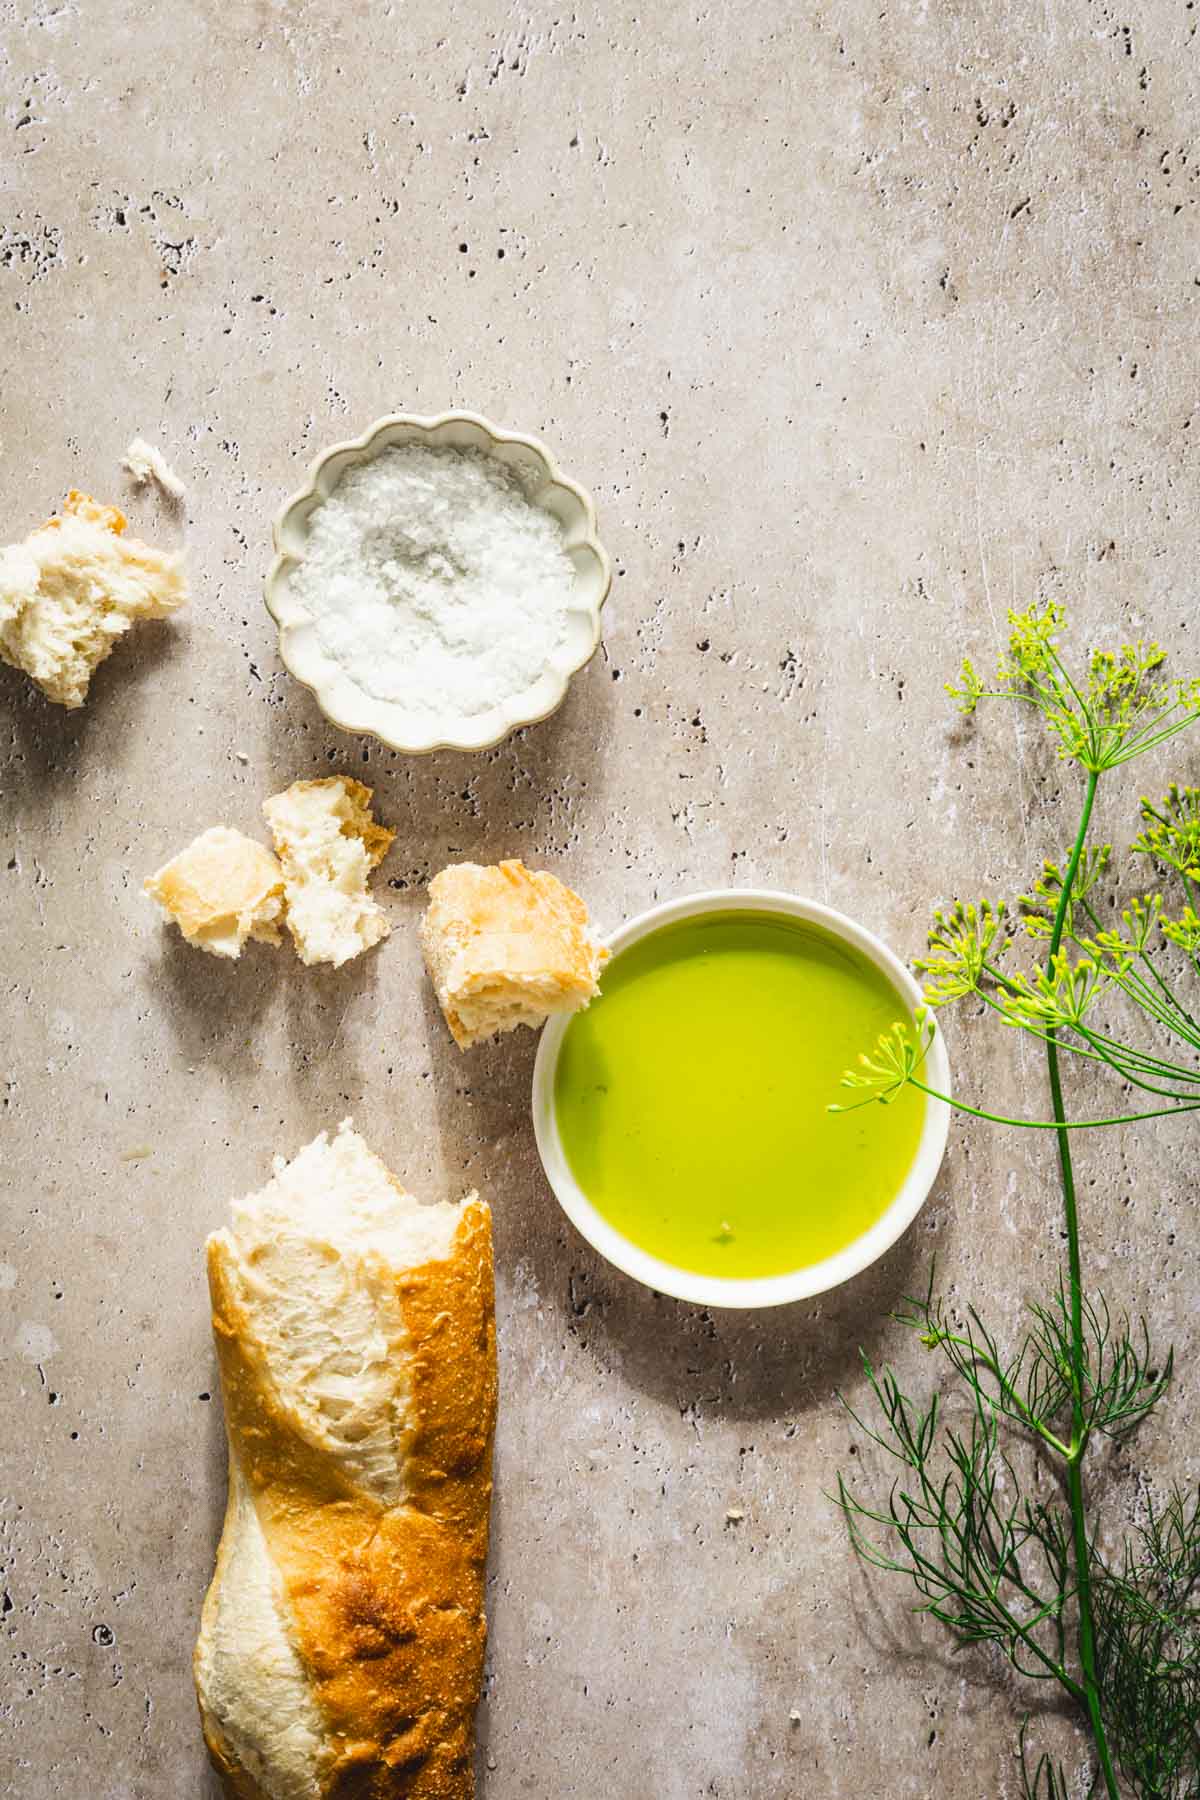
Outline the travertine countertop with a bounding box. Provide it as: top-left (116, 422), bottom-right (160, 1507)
top-left (3, 4), bottom-right (1198, 1795)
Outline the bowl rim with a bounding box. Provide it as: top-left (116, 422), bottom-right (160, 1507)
top-left (531, 887), bottom-right (952, 1310)
top-left (264, 409), bottom-right (612, 755)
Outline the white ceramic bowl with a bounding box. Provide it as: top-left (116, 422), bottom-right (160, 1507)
top-left (532, 888), bottom-right (951, 1310)
top-left (265, 411), bottom-right (611, 754)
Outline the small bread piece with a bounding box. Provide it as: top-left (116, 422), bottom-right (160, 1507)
top-left (421, 859), bottom-right (607, 1049)
top-left (121, 437), bottom-right (187, 503)
top-left (144, 827), bottom-right (286, 959)
top-left (263, 776), bottom-right (395, 968)
top-left (0, 490), bottom-right (187, 708)
top-left (194, 1120), bottom-right (496, 1800)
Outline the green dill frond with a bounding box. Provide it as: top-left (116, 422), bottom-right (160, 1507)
top-left (948, 602), bottom-right (1200, 773)
top-left (831, 1010), bottom-right (933, 1108)
top-left (946, 655), bottom-right (986, 714)
top-left (1092, 1488), bottom-right (1200, 1795)
top-left (999, 952), bottom-right (1114, 1033)
top-left (1065, 1287), bottom-right (1172, 1440)
top-left (838, 1288), bottom-right (1082, 1690)
top-left (1161, 904), bottom-right (1200, 957)
top-left (916, 898), bottom-right (1010, 1003)
top-left (1021, 847), bottom-right (1111, 940)
top-left (1133, 784), bottom-right (1200, 881)
top-left (835, 599), bottom-right (1200, 1800)
top-left (839, 1277), bottom-right (1184, 1795)
top-left (1018, 1723), bottom-right (1074, 1800)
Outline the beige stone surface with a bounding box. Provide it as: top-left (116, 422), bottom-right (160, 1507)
top-left (3, 3), bottom-right (1199, 1795)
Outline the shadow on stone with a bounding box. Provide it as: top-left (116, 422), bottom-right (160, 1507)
top-left (144, 922), bottom-right (281, 1078)
top-left (539, 1216), bottom-right (930, 1426)
top-left (1, 622), bottom-right (187, 806)
top-left (262, 644), bottom-right (617, 894)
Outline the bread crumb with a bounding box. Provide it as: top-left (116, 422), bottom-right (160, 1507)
top-left (235, 750), bottom-right (249, 765)
top-left (121, 437), bottom-right (186, 503)
top-left (120, 1145), bottom-right (153, 1162)
top-left (789, 1709), bottom-right (803, 1725)
top-left (725, 1506), bottom-right (745, 1523)
top-left (263, 776), bottom-right (394, 968)
top-left (0, 490), bottom-right (187, 708)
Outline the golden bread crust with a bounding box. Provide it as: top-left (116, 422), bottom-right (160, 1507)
top-left (144, 828), bottom-right (286, 957)
top-left (202, 1199), bottom-right (496, 1799)
top-left (45, 490), bottom-right (128, 534)
top-left (269, 777), bottom-right (396, 869)
top-left (420, 859), bottom-right (606, 1048)
top-left (0, 487), bottom-right (187, 708)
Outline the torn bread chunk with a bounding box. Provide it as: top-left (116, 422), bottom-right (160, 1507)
top-left (420, 859), bottom-right (607, 1049)
top-left (263, 776), bottom-right (395, 968)
top-left (0, 490), bottom-right (187, 708)
top-left (145, 827), bottom-right (286, 959)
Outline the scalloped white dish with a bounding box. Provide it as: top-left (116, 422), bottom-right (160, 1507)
top-left (265, 411), bottom-right (611, 754)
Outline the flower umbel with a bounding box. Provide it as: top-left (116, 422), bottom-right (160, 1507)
top-left (999, 953), bottom-right (1114, 1033)
top-left (1082, 894), bottom-right (1163, 970)
top-left (1132, 784), bottom-right (1200, 881)
top-left (916, 899), bottom-right (1010, 1004)
top-left (1162, 904), bottom-right (1200, 958)
top-left (831, 1009), bottom-right (935, 1109)
top-left (1021, 846), bottom-right (1111, 941)
top-left (944, 601), bottom-right (1200, 774)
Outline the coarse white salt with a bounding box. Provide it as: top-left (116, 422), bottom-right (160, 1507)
top-left (291, 445), bottom-right (576, 724)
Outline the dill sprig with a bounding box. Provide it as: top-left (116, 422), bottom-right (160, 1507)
top-left (834, 602), bottom-right (1200, 1797)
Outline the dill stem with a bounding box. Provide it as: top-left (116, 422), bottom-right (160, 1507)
top-left (1048, 769), bottom-right (1121, 1799)
top-left (902, 1080), bottom-right (1200, 1132)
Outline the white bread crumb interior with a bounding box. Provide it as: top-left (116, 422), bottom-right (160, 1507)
top-left (213, 1120), bottom-right (462, 1503)
top-left (0, 491), bottom-right (187, 708)
top-left (122, 437), bottom-right (187, 503)
top-left (263, 777), bottom-right (393, 968)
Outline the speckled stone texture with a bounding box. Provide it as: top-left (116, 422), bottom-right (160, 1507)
top-left (3, 3), bottom-right (1199, 1795)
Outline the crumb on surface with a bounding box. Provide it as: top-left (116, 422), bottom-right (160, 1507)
top-left (121, 437), bottom-right (187, 503)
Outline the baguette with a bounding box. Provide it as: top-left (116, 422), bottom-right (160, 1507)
top-left (195, 1121), bottom-right (497, 1799)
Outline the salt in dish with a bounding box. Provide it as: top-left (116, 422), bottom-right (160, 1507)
top-left (266, 412), bottom-right (610, 754)
top-left (289, 444), bottom-right (575, 729)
